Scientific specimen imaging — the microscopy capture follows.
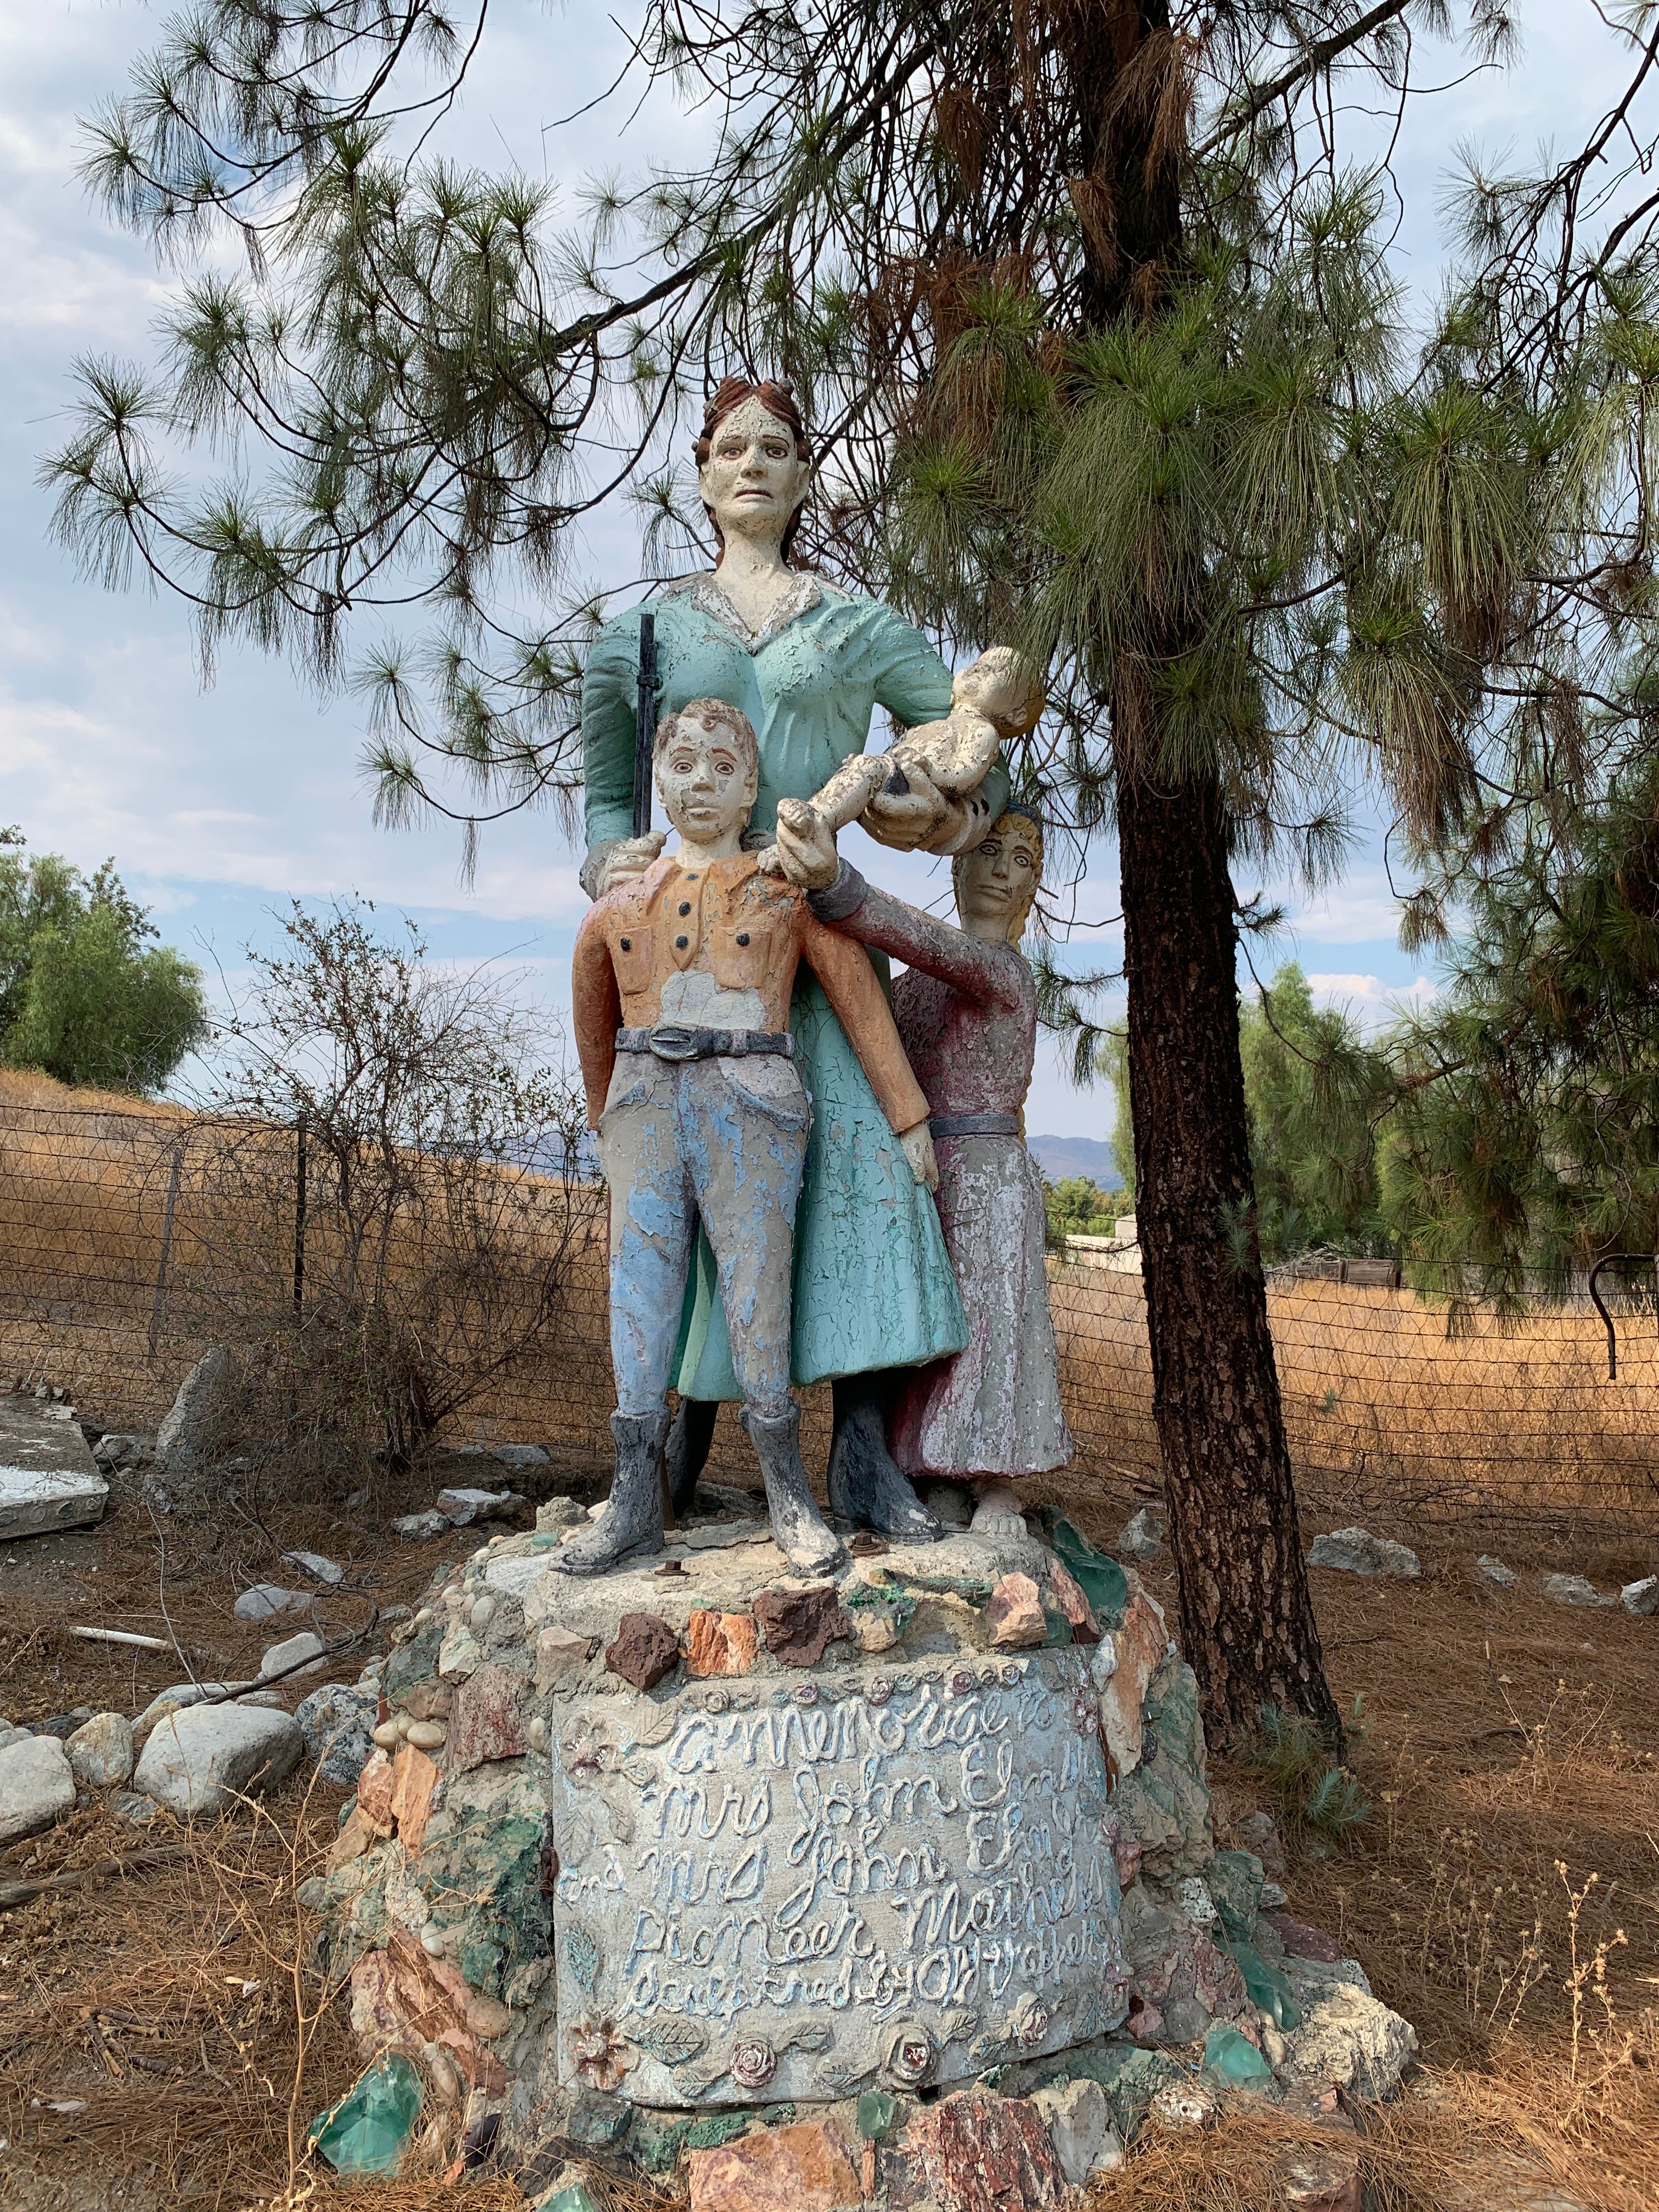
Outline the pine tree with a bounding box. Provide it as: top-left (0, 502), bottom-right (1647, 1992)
top-left (44, 1), bottom-right (1659, 1742)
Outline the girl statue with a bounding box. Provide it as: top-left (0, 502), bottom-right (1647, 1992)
top-left (580, 377), bottom-right (1020, 1541)
top-left (776, 800), bottom-right (1073, 1534)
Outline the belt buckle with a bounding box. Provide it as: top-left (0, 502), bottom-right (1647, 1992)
top-left (649, 1025), bottom-right (701, 1062)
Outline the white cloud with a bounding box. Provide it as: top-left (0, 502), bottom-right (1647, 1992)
top-left (1307, 972), bottom-right (1438, 1030)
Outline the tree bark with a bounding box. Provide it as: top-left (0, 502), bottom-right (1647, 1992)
top-left (1114, 754), bottom-right (1341, 1745)
top-left (1057, 0), bottom-right (1342, 1746)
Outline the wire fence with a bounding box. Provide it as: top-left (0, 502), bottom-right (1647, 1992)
top-left (1, 1077), bottom-right (1655, 1541)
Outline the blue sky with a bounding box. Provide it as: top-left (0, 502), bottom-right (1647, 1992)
top-left (0, 2), bottom-right (1629, 1138)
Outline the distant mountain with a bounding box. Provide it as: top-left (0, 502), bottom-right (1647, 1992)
top-left (1028, 1134), bottom-right (1124, 1190)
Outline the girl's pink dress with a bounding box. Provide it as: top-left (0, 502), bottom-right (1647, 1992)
top-left (832, 883), bottom-right (1073, 1482)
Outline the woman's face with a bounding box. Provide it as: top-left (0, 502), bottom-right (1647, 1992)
top-left (697, 397), bottom-right (810, 555)
top-left (957, 821), bottom-right (1041, 940)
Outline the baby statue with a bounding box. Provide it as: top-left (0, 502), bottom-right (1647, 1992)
top-left (757, 646), bottom-right (1045, 871)
top-left (564, 697), bottom-right (939, 1578)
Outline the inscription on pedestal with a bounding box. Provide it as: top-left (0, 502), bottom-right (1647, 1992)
top-left (547, 1653), bottom-right (1127, 2107)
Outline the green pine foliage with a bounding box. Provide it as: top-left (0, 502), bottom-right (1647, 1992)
top-left (0, 833), bottom-right (207, 1094)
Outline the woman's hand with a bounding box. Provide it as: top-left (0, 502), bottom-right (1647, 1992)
top-left (592, 831), bottom-right (667, 898)
top-left (770, 797), bottom-right (840, 889)
top-left (897, 1120), bottom-right (939, 1192)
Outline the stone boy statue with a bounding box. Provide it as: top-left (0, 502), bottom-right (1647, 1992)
top-left (563, 697), bottom-right (938, 1578)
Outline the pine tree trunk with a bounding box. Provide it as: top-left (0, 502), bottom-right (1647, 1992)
top-left (1050, 0), bottom-right (1344, 1749)
top-left (1114, 752), bottom-right (1341, 1746)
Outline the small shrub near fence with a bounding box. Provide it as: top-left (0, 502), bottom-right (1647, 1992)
top-left (1, 1069), bottom-right (1655, 1539)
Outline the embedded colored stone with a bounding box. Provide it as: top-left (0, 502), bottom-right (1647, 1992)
top-left (684, 1609), bottom-right (758, 1678)
top-left (388, 1745), bottom-right (439, 1849)
top-left (448, 1662), bottom-right (529, 1772)
top-left (886, 2091), bottom-right (1067, 2211)
top-left (356, 1748), bottom-right (397, 1836)
top-left (686, 2118), bottom-right (860, 2212)
top-left (1263, 1911), bottom-right (1347, 1964)
top-left (983, 1571), bottom-right (1047, 1650)
top-left (1092, 1580), bottom-right (1168, 1775)
top-left (751, 1583), bottom-right (849, 1667)
top-left (535, 1626), bottom-right (595, 1691)
top-left (604, 1612), bottom-right (681, 1691)
top-left (1046, 1555), bottom-right (1100, 1639)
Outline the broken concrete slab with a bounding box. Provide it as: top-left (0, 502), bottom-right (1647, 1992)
top-left (0, 1397), bottom-right (108, 1539)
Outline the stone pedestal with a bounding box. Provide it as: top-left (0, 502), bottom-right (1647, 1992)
top-left (321, 1499), bottom-right (1234, 2176)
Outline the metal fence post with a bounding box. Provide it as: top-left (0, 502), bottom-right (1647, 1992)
top-left (148, 1135), bottom-right (184, 1360)
top-left (294, 1116), bottom-right (307, 1313)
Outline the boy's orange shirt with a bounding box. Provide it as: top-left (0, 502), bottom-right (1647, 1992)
top-left (571, 853), bottom-right (928, 1136)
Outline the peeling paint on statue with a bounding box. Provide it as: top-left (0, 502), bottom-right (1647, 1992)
top-left (566, 699), bottom-right (939, 1578)
top-left (774, 800), bottom-right (1073, 1534)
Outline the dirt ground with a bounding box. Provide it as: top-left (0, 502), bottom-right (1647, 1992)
top-left (0, 1454), bottom-right (1654, 2211)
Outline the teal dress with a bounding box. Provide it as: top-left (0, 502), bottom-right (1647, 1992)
top-left (582, 571), bottom-right (1005, 1397)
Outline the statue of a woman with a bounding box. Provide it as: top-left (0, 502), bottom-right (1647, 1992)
top-left (579, 376), bottom-right (1010, 1540)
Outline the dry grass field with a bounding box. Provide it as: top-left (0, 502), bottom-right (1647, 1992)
top-left (4, 1068), bottom-right (1656, 1548)
top-left (0, 1470), bottom-right (1653, 2211)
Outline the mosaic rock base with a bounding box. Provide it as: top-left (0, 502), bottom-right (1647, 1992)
top-left (318, 1496), bottom-right (1232, 2162)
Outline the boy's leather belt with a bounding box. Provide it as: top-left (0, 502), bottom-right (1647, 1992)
top-left (616, 1024), bottom-right (797, 1062)
top-left (930, 1111), bottom-right (1023, 1138)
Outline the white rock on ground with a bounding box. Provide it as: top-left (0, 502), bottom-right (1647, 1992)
top-left (1621, 1575), bottom-right (1659, 1616)
top-left (281, 1550), bottom-right (343, 1585)
top-left (259, 1630), bottom-right (326, 1680)
top-left (1282, 1956), bottom-right (1418, 2100)
top-left (392, 1510), bottom-right (448, 1541)
top-left (0, 1735), bottom-right (76, 1843)
top-left (233, 1584), bottom-right (310, 1622)
top-left (153, 1345), bottom-right (235, 1476)
top-left (434, 1486), bottom-right (523, 1527)
top-left (1308, 1527), bottom-right (1421, 1579)
top-left (1476, 1555), bottom-right (1516, 1587)
top-left (65, 1711), bottom-right (135, 1788)
top-left (1119, 1504), bottom-right (1168, 1559)
top-left (459, 1442), bottom-right (550, 1471)
top-left (1543, 1572), bottom-right (1611, 1609)
top-left (132, 1703), bottom-right (304, 1817)
top-left (0, 1396), bottom-right (108, 1539)
top-left (134, 1682), bottom-right (256, 1737)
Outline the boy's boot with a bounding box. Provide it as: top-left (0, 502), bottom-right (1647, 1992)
top-left (549, 1408), bottom-right (668, 1575)
top-left (742, 1402), bottom-right (845, 1578)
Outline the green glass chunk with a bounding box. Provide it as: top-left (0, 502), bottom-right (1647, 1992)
top-left (1227, 1938), bottom-right (1304, 2030)
top-left (1049, 1516), bottom-right (1129, 1622)
top-left (1203, 2023), bottom-right (1274, 2086)
top-left (857, 2089), bottom-right (898, 2140)
top-left (309, 2052), bottom-right (422, 2176)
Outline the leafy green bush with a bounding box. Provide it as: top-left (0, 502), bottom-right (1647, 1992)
top-left (0, 831), bottom-right (206, 1093)
top-left (1044, 1173), bottom-right (1121, 1243)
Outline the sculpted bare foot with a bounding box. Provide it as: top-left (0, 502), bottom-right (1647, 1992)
top-left (549, 1409), bottom-right (667, 1575)
top-left (742, 1402), bottom-right (847, 1578)
top-left (970, 1481), bottom-right (1028, 1537)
